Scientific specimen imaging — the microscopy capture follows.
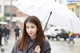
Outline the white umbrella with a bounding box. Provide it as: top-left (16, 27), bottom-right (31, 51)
top-left (13, 0), bottom-right (73, 20)
top-left (13, 0), bottom-right (80, 32)
top-left (69, 11), bottom-right (80, 33)
top-left (13, 6), bottom-right (74, 32)
top-left (39, 0), bottom-right (74, 20)
top-left (13, 0), bottom-right (48, 11)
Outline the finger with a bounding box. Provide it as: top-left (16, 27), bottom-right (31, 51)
top-left (35, 45), bottom-right (41, 53)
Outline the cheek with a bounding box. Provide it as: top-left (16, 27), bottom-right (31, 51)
top-left (34, 28), bottom-right (38, 33)
top-left (26, 28), bottom-right (28, 32)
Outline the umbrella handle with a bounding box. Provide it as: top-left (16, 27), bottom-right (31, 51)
top-left (44, 11), bottom-right (52, 31)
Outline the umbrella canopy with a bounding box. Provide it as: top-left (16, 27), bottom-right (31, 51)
top-left (13, 0), bottom-right (48, 12)
top-left (39, 0), bottom-right (74, 20)
top-left (13, 0), bottom-right (73, 20)
top-left (13, 0), bottom-right (80, 33)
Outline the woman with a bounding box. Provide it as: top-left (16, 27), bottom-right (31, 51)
top-left (12, 16), bottom-right (51, 53)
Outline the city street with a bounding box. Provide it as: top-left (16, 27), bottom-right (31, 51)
top-left (0, 34), bottom-right (80, 53)
top-left (0, 33), bottom-right (15, 53)
top-left (0, 0), bottom-right (80, 53)
top-left (49, 38), bottom-right (80, 53)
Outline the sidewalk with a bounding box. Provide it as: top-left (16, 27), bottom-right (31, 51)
top-left (1, 32), bottom-right (80, 53)
top-left (0, 33), bottom-right (15, 53)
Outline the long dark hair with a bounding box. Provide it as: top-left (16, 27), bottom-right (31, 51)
top-left (18, 16), bottom-right (45, 50)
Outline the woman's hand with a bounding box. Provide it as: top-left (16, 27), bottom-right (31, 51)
top-left (35, 45), bottom-right (41, 53)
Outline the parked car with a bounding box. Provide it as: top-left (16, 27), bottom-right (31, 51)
top-left (44, 27), bottom-right (69, 41)
top-left (57, 29), bottom-right (69, 41)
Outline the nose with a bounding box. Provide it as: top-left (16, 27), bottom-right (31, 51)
top-left (28, 28), bottom-right (32, 32)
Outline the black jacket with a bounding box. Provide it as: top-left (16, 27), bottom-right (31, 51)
top-left (12, 39), bottom-right (51, 53)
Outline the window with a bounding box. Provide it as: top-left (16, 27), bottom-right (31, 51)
top-left (55, 29), bottom-right (59, 31)
top-left (76, 6), bottom-right (80, 17)
top-left (4, 5), bottom-right (16, 17)
top-left (4, 6), bottom-right (11, 14)
top-left (72, 8), bottom-right (74, 12)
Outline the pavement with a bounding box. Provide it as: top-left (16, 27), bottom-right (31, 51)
top-left (0, 33), bottom-right (15, 53)
top-left (0, 33), bottom-right (80, 53)
top-left (49, 38), bottom-right (80, 53)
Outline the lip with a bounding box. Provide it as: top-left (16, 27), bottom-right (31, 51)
top-left (29, 33), bottom-right (33, 34)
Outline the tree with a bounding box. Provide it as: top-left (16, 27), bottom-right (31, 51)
top-left (0, 16), bottom-right (7, 22)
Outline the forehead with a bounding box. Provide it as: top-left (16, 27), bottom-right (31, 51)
top-left (26, 22), bottom-right (36, 26)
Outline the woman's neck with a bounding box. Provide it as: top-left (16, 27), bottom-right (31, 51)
top-left (31, 35), bottom-right (36, 39)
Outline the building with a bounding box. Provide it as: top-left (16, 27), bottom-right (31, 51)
top-left (68, 0), bottom-right (80, 18)
top-left (0, 0), bottom-right (28, 17)
top-left (0, 0), bottom-right (28, 30)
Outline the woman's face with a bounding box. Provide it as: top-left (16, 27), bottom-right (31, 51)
top-left (26, 22), bottom-right (38, 39)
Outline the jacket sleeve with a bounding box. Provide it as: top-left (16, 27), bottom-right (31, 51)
top-left (42, 40), bottom-right (51, 53)
top-left (11, 41), bottom-right (17, 53)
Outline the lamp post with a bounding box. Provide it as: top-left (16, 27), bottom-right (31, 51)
top-left (9, 0), bottom-right (13, 35)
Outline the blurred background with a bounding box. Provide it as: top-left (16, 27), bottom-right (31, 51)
top-left (0, 0), bottom-right (80, 53)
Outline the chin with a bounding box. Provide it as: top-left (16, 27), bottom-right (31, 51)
top-left (29, 35), bottom-right (34, 37)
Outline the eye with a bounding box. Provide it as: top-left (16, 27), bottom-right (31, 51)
top-left (31, 26), bottom-right (35, 28)
top-left (26, 26), bottom-right (29, 29)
